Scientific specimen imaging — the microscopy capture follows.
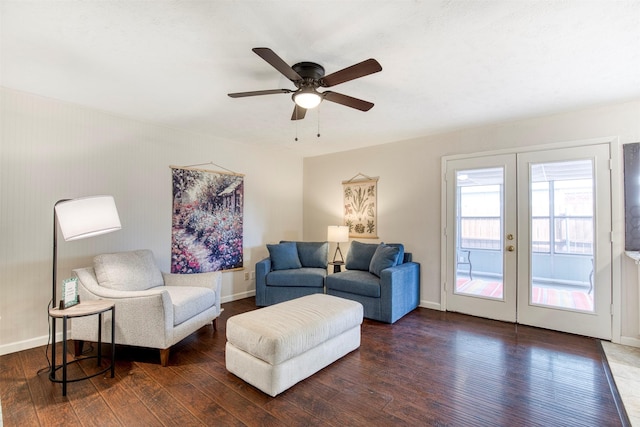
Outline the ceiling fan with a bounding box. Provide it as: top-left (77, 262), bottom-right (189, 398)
top-left (228, 47), bottom-right (382, 120)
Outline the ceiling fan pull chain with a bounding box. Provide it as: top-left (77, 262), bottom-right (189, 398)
top-left (317, 107), bottom-right (321, 138)
top-left (295, 110), bottom-right (299, 141)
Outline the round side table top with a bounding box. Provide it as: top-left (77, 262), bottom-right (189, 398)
top-left (49, 300), bottom-right (114, 318)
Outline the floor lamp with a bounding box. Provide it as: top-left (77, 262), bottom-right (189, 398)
top-left (52, 195), bottom-right (122, 310)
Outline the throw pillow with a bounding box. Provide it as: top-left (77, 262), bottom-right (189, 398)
top-left (369, 244), bottom-right (401, 277)
top-left (267, 242), bottom-right (302, 271)
top-left (387, 243), bottom-right (405, 265)
top-left (94, 249), bottom-right (164, 291)
top-left (294, 241), bottom-right (328, 268)
top-left (345, 240), bottom-right (380, 271)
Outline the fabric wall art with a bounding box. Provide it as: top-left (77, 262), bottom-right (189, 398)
top-left (342, 173), bottom-right (378, 239)
top-left (170, 166), bottom-right (244, 273)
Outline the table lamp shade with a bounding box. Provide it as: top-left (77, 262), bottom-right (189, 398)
top-left (55, 195), bottom-right (121, 241)
top-left (327, 225), bottom-right (349, 243)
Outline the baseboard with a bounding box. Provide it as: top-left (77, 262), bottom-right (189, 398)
top-left (420, 300), bottom-right (442, 311)
top-left (0, 332), bottom-right (64, 357)
top-left (221, 289), bottom-right (255, 304)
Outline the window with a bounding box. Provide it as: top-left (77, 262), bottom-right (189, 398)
top-left (457, 161), bottom-right (593, 256)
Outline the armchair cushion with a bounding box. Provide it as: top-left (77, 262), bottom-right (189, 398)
top-left (369, 244), bottom-right (400, 277)
top-left (94, 249), bottom-right (163, 291)
top-left (267, 242), bottom-right (302, 271)
top-left (345, 241), bottom-right (379, 271)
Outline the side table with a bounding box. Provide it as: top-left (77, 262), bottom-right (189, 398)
top-left (328, 261), bottom-right (344, 273)
top-left (49, 300), bottom-right (116, 396)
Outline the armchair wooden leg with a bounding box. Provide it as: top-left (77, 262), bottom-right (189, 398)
top-left (160, 348), bottom-right (170, 367)
top-left (212, 317), bottom-right (218, 331)
top-left (74, 340), bottom-right (85, 357)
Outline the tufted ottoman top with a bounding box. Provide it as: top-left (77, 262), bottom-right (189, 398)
top-left (226, 294), bottom-right (363, 365)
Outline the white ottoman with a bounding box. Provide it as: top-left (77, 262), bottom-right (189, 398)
top-left (225, 294), bottom-right (363, 397)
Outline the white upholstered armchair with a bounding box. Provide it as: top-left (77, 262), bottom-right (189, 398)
top-left (71, 249), bottom-right (222, 366)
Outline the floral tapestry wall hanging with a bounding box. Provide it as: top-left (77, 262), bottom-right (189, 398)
top-left (343, 174), bottom-right (378, 238)
top-left (171, 166), bottom-right (244, 273)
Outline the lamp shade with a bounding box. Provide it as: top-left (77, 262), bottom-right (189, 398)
top-left (327, 225), bottom-right (349, 243)
top-left (293, 88), bottom-right (322, 109)
top-left (55, 195), bottom-right (121, 241)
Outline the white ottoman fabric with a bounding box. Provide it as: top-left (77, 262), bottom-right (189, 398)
top-left (225, 294), bottom-right (363, 396)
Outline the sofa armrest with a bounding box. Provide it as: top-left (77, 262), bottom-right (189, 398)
top-left (255, 257), bottom-right (271, 306)
top-left (379, 262), bottom-right (420, 323)
top-left (161, 271), bottom-right (221, 290)
top-left (162, 270), bottom-right (222, 317)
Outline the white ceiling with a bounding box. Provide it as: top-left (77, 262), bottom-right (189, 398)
top-left (2, 1), bottom-right (639, 157)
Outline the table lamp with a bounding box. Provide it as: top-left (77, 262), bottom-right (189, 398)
top-left (327, 225), bottom-right (349, 263)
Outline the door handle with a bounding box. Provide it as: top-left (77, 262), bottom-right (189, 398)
top-left (507, 245), bottom-right (515, 252)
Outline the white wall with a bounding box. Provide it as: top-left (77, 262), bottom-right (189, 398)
top-left (304, 100), bottom-right (640, 346)
top-left (0, 88), bottom-right (304, 355)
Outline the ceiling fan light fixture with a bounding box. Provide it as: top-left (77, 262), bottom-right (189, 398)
top-left (293, 88), bottom-right (322, 109)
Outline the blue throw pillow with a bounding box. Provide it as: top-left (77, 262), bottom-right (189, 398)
top-left (345, 241), bottom-right (380, 271)
top-left (267, 242), bottom-right (302, 271)
top-left (387, 243), bottom-right (405, 265)
top-left (295, 241), bottom-right (328, 268)
top-left (369, 244), bottom-right (401, 277)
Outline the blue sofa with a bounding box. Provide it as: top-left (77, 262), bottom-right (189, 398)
top-left (256, 240), bottom-right (420, 323)
top-left (326, 241), bottom-right (420, 323)
top-left (255, 241), bottom-right (328, 306)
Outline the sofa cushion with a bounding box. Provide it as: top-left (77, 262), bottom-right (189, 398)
top-left (163, 286), bottom-right (216, 326)
top-left (325, 270), bottom-right (381, 298)
top-left (94, 249), bottom-right (164, 291)
top-left (294, 241), bottom-right (328, 268)
top-left (387, 243), bottom-right (405, 266)
top-left (345, 241), bottom-right (380, 271)
top-left (369, 244), bottom-right (400, 277)
top-left (267, 242), bottom-right (302, 271)
top-left (266, 268), bottom-right (326, 288)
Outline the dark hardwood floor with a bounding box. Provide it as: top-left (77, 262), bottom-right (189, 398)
top-left (1, 297), bottom-right (627, 426)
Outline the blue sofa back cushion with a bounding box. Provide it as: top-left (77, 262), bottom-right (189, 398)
top-left (345, 241), bottom-right (380, 271)
top-left (281, 241), bottom-right (328, 268)
top-left (267, 242), bottom-right (302, 271)
top-left (369, 244), bottom-right (401, 277)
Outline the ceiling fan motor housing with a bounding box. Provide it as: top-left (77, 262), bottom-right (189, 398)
top-left (292, 62), bottom-right (325, 80)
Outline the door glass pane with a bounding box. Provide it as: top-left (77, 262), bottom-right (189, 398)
top-left (529, 160), bottom-right (595, 312)
top-left (455, 168), bottom-right (504, 299)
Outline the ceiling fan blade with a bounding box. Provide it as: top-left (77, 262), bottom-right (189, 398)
top-left (228, 89), bottom-right (293, 98)
top-left (322, 91), bottom-right (374, 111)
top-left (291, 104), bottom-right (307, 120)
top-left (320, 58), bottom-right (382, 87)
top-left (252, 47), bottom-right (303, 82)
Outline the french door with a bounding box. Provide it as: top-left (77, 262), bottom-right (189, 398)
top-left (444, 144), bottom-right (612, 339)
